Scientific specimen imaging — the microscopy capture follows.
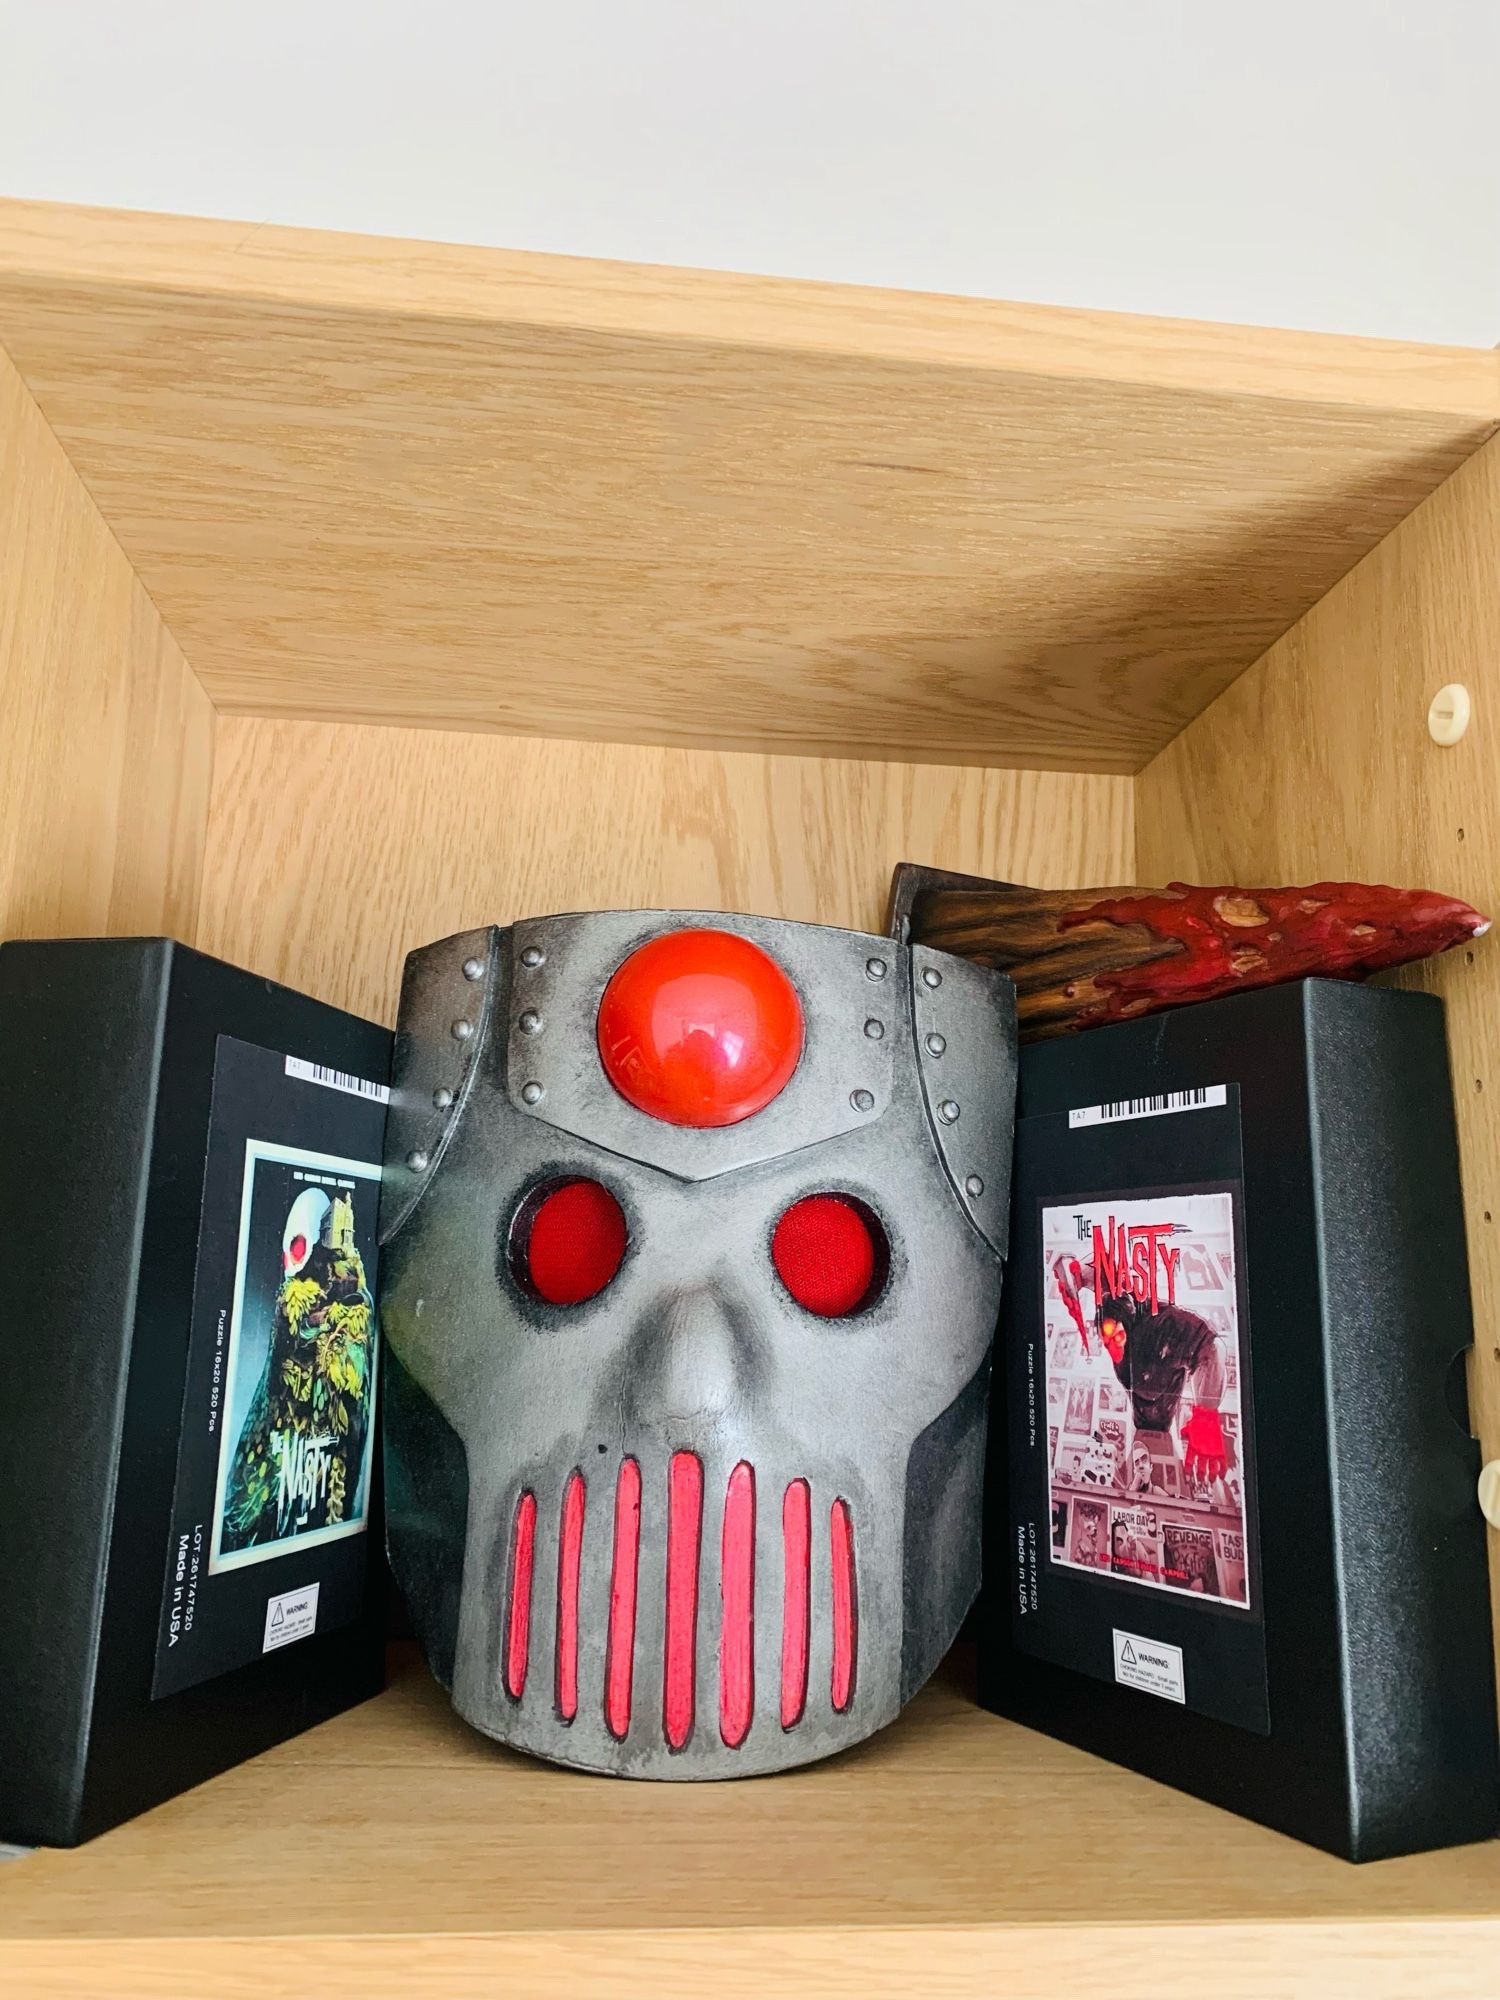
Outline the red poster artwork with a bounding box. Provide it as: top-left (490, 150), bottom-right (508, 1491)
top-left (1043, 1191), bottom-right (1250, 1609)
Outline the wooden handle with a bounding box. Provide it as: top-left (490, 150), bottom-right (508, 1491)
top-left (890, 863), bottom-right (1488, 1040)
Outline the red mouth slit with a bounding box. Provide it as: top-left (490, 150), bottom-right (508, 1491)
top-left (512, 1460), bottom-right (856, 1749)
top-left (780, 1478), bottom-right (811, 1728)
top-left (504, 1489), bottom-right (537, 1700)
top-left (605, 1458), bottom-right (642, 1739)
top-left (555, 1472), bottom-right (585, 1721)
top-left (664, 1451), bottom-right (703, 1750)
top-left (831, 1497), bottom-right (857, 1713)
top-left (720, 1462), bottom-right (756, 1747)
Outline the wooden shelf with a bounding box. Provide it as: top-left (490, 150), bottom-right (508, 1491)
top-left (0, 199), bottom-right (1497, 773)
top-left (2, 200), bottom-right (1499, 1995)
top-left (0, 1648), bottom-right (1495, 1997)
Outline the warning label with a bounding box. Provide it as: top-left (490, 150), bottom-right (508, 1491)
top-left (263, 1582), bottom-right (320, 1654)
top-left (1113, 1627), bottom-right (1185, 1704)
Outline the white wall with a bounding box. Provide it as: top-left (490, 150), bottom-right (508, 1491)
top-left (2, 0), bottom-right (1497, 345)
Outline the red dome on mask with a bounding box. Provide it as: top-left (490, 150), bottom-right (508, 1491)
top-left (597, 928), bottom-right (803, 1127)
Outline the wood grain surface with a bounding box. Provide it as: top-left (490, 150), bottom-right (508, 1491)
top-left (0, 348), bottom-right (212, 943)
top-left (1, 199), bottom-right (1496, 772)
top-left (10, 1925), bottom-right (1500, 2000)
top-left (195, 717), bottom-right (1133, 1021)
top-left (1138, 428), bottom-right (1500, 1695)
top-left (0, 1650), bottom-right (1495, 1997)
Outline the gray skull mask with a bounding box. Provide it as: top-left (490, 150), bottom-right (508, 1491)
top-left (379, 910), bottom-right (1016, 1778)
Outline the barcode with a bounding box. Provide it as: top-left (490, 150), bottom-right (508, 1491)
top-left (285, 1055), bottom-right (391, 1106)
top-left (1069, 1085), bottom-right (1226, 1129)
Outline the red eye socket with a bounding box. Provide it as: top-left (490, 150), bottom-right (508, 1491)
top-left (514, 1179), bottom-right (628, 1306)
top-left (771, 1195), bottom-right (887, 1318)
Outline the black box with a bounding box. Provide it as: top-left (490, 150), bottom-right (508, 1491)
top-left (985, 977), bottom-right (1499, 1860)
top-left (0, 939), bottom-right (392, 1846)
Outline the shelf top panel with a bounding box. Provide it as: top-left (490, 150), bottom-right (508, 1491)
top-left (0, 198), bottom-right (1497, 773)
top-left (1, 1650), bottom-right (1497, 1965)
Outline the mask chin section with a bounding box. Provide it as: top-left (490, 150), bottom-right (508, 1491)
top-left (494, 1454), bottom-right (861, 1772)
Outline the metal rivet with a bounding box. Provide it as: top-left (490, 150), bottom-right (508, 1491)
top-left (432, 1086), bottom-right (453, 1110)
top-left (850, 1088), bottom-right (875, 1113)
top-left (925, 1032), bottom-right (946, 1057)
top-left (922, 967), bottom-right (942, 989)
top-left (451, 1018), bottom-right (474, 1042)
top-left (863, 1018), bottom-right (884, 1040)
top-left (462, 956), bottom-right (486, 982)
top-left (406, 1148), bottom-right (430, 1172)
top-left (938, 1098), bottom-right (960, 1123)
top-left (521, 945), bottom-right (546, 969)
top-left (521, 1081), bottom-right (544, 1105)
top-left (865, 958), bottom-right (888, 981)
top-left (965, 1174), bottom-right (984, 1198)
top-left (518, 1010), bottom-right (543, 1035)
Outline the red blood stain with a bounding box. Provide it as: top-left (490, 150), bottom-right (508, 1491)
top-left (1061, 881), bottom-right (1486, 1027)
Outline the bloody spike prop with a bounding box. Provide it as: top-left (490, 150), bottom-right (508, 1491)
top-left (888, 864), bottom-right (1488, 1041)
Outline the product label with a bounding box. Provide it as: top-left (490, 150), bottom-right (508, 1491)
top-left (1113, 1628), bottom-right (1185, 1703)
top-left (285, 1055), bottom-right (391, 1105)
top-left (152, 1036), bottom-right (385, 1699)
top-left (264, 1582), bottom-right (321, 1654)
top-left (1069, 1086), bottom-right (1227, 1129)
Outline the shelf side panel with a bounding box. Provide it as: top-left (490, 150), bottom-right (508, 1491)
top-left (1136, 427), bottom-right (1500, 1694)
top-left (0, 349), bottom-right (213, 944)
top-left (194, 717), bottom-right (1133, 1023)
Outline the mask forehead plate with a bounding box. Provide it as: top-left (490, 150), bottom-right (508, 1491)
top-left (505, 911), bottom-right (897, 1181)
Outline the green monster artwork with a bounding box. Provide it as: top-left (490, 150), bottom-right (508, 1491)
top-left (222, 1187), bottom-right (374, 1552)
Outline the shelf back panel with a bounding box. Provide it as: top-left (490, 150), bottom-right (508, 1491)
top-left (194, 716), bottom-right (1132, 1023)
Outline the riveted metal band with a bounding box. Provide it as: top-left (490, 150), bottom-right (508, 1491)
top-left (910, 943), bottom-right (1017, 1257)
top-left (379, 924), bottom-right (500, 1242)
top-left (504, 910), bottom-right (898, 1182)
